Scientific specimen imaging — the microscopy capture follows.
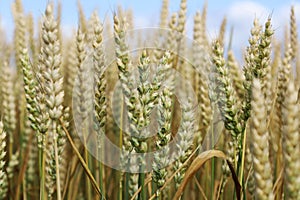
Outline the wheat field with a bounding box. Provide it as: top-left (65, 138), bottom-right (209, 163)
top-left (0, 0), bottom-right (299, 199)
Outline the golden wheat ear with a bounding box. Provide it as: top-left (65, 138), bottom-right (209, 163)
top-left (282, 81), bottom-right (300, 199)
top-left (250, 79), bottom-right (274, 200)
top-left (0, 122), bottom-right (8, 200)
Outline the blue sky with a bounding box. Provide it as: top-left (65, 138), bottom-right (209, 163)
top-left (0, 0), bottom-right (299, 50)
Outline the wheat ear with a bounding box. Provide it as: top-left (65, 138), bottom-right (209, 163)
top-left (0, 122), bottom-right (8, 200)
top-left (282, 81), bottom-right (300, 199)
top-left (250, 79), bottom-right (274, 200)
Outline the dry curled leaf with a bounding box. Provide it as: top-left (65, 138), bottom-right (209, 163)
top-left (173, 150), bottom-right (241, 200)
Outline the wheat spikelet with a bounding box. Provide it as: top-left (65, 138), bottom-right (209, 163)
top-left (6, 151), bottom-right (19, 180)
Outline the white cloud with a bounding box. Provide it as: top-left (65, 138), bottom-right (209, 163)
top-left (227, 1), bottom-right (270, 24)
top-left (225, 1), bottom-right (270, 51)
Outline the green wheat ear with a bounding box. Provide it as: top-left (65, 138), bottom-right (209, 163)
top-left (212, 40), bottom-right (241, 139)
